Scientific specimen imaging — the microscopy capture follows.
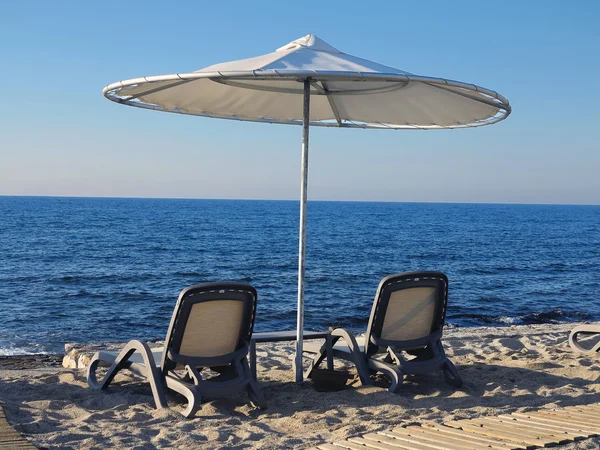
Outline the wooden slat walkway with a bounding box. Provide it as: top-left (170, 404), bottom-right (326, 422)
top-left (309, 404), bottom-right (600, 450)
top-left (0, 406), bottom-right (36, 449)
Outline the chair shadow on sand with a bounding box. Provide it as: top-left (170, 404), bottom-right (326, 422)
top-left (1, 358), bottom-right (599, 449)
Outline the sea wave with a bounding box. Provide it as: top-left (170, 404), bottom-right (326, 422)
top-left (0, 342), bottom-right (49, 356)
top-left (449, 307), bottom-right (592, 326)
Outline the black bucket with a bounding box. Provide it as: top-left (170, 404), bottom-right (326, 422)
top-left (310, 368), bottom-right (351, 392)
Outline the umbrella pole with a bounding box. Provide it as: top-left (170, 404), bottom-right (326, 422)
top-left (295, 78), bottom-right (311, 383)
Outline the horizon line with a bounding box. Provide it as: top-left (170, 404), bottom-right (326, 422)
top-left (1, 194), bottom-right (599, 207)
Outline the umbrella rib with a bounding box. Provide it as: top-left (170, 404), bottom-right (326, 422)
top-left (212, 78), bottom-right (305, 94)
top-left (121, 78), bottom-right (192, 101)
top-left (308, 80), bottom-right (326, 94)
top-left (319, 81), bottom-right (343, 127)
top-left (423, 81), bottom-right (510, 112)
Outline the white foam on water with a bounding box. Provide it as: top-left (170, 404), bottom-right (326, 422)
top-left (0, 343), bottom-right (49, 356)
top-left (497, 316), bottom-right (519, 325)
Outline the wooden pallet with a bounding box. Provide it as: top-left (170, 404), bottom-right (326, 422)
top-left (309, 404), bottom-right (600, 450)
top-left (0, 406), bottom-right (37, 449)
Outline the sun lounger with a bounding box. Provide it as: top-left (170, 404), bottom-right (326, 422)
top-left (569, 324), bottom-right (600, 354)
top-left (87, 282), bottom-right (266, 417)
top-left (305, 271), bottom-right (462, 392)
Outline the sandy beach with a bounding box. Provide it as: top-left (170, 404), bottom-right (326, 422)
top-left (0, 322), bottom-right (598, 449)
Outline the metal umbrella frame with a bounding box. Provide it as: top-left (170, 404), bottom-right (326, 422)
top-left (103, 71), bottom-right (510, 129)
top-left (102, 35), bottom-right (511, 383)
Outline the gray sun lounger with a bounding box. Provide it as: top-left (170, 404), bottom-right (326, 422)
top-left (305, 271), bottom-right (462, 392)
top-left (569, 324), bottom-right (600, 354)
top-left (87, 282), bottom-right (266, 417)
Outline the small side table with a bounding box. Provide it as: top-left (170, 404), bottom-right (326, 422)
top-left (249, 330), bottom-right (330, 380)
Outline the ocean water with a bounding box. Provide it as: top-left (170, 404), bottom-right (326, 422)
top-left (1, 196), bottom-right (599, 355)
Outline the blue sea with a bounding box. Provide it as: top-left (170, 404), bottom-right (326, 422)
top-left (1, 196), bottom-right (599, 355)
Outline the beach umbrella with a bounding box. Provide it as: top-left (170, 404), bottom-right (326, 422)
top-left (103, 34), bottom-right (511, 383)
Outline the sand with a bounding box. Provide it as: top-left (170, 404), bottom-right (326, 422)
top-left (0, 323), bottom-right (598, 449)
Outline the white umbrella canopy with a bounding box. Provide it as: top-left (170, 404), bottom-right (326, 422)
top-left (103, 34), bottom-right (510, 383)
top-left (104, 34), bottom-right (510, 128)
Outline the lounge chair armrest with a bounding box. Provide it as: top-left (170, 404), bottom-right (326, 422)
top-left (87, 339), bottom-right (168, 409)
top-left (328, 327), bottom-right (370, 385)
top-left (330, 328), bottom-right (360, 350)
top-left (569, 324), bottom-right (600, 353)
top-left (88, 339), bottom-right (151, 387)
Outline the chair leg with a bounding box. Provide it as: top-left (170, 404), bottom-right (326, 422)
top-left (165, 376), bottom-right (202, 418)
top-left (87, 353), bottom-right (112, 390)
top-left (326, 334), bottom-right (334, 370)
top-left (330, 329), bottom-right (371, 386)
top-left (304, 335), bottom-right (341, 379)
top-left (442, 360), bottom-right (463, 387)
top-left (247, 378), bottom-right (267, 409)
top-left (435, 340), bottom-right (462, 388)
top-left (87, 340), bottom-right (168, 410)
top-left (305, 330), bottom-right (372, 387)
top-left (249, 340), bottom-right (257, 381)
top-left (368, 359), bottom-right (403, 393)
top-left (241, 357), bottom-right (267, 409)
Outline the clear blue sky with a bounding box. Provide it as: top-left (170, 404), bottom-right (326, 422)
top-left (1, 1), bottom-right (599, 204)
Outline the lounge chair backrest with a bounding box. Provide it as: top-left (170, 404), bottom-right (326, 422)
top-left (364, 272), bottom-right (448, 355)
top-left (161, 282), bottom-right (257, 371)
